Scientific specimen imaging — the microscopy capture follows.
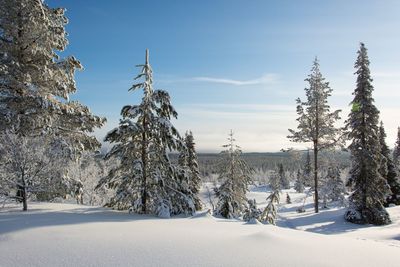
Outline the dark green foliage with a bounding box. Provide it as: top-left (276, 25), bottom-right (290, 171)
top-left (379, 122), bottom-right (400, 206)
top-left (286, 193), bottom-right (291, 204)
top-left (393, 127), bottom-right (400, 166)
top-left (344, 43), bottom-right (391, 225)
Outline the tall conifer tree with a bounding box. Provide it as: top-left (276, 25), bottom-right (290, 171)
top-left (345, 43), bottom-right (391, 225)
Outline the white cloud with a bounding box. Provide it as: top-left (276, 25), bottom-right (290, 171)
top-left (192, 73), bottom-right (280, 86)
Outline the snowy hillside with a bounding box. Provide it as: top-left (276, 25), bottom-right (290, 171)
top-left (1, 191), bottom-right (400, 267)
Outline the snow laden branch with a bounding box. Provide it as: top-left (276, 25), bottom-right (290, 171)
top-left (98, 49), bottom-right (200, 217)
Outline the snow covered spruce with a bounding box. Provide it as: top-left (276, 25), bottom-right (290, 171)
top-left (214, 131), bottom-right (253, 219)
top-left (344, 43), bottom-right (392, 225)
top-left (378, 122), bottom-right (400, 206)
top-left (97, 50), bottom-right (201, 218)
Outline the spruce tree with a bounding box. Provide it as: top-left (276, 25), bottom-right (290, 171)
top-left (393, 127), bottom-right (400, 167)
top-left (214, 131), bottom-right (252, 219)
top-left (344, 43), bottom-right (391, 225)
top-left (98, 50), bottom-right (195, 217)
top-left (294, 169), bottom-right (305, 193)
top-left (320, 166), bottom-right (345, 208)
top-left (279, 163), bottom-right (290, 189)
top-left (288, 58), bottom-right (342, 213)
top-left (178, 131), bottom-right (202, 210)
top-left (0, 0), bottom-right (105, 154)
top-left (260, 190), bottom-right (280, 225)
top-left (379, 122), bottom-right (400, 206)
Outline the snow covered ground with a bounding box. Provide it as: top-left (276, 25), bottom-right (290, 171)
top-left (1, 186), bottom-right (400, 267)
top-left (248, 186), bottom-right (400, 248)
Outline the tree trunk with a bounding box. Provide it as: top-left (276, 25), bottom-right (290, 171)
top-left (22, 187), bottom-right (28, 211)
top-left (21, 175), bottom-right (28, 211)
top-left (313, 141), bottom-right (319, 213)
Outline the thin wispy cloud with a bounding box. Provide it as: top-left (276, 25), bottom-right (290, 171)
top-left (193, 73), bottom-right (280, 86)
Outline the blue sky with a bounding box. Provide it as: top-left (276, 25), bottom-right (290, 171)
top-left (48, 0), bottom-right (400, 152)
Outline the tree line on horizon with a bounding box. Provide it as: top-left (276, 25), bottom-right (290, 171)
top-left (1, 0), bottom-right (400, 225)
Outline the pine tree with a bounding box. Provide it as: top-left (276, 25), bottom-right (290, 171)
top-left (214, 131), bottom-right (252, 219)
top-left (294, 169), bottom-right (305, 193)
top-left (393, 127), bottom-right (400, 167)
top-left (178, 131), bottom-right (202, 210)
top-left (0, 0), bottom-right (105, 154)
top-left (344, 43), bottom-right (391, 225)
top-left (288, 58), bottom-right (342, 213)
top-left (379, 122), bottom-right (400, 206)
top-left (98, 50), bottom-right (195, 217)
top-left (320, 166), bottom-right (345, 208)
top-left (278, 163), bottom-right (290, 189)
top-left (260, 190), bottom-right (280, 225)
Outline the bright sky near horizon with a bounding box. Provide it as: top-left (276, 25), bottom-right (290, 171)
top-left (48, 0), bottom-right (400, 152)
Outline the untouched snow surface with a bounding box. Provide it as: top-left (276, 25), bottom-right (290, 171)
top-left (247, 186), bottom-right (400, 248)
top-left (1, 200), bottom-right (400, 267)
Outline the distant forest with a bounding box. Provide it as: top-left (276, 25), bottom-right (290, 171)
top-left (171, 151), bottom-right (351, 182)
